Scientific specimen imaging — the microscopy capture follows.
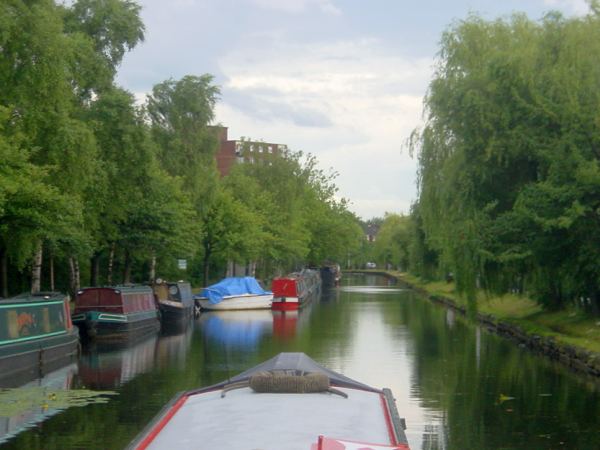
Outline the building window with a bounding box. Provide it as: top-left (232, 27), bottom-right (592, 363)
top-left (249, 156), bottom-right (255, 164)
top-left (235, 142), bottom-right (243, 155)
top-left (258, 145), bottom-right (264, 153)
top-left (268, 145), bottom-right (273, 153)
top-left (237, 156), bottom-right (244, 163)
top-left (249, 144), bottom-right (254, 152)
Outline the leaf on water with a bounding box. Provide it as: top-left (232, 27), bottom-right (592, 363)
top-left (0, 387), bottom-right (118, 417)
top-left (498, 393), bottom-right (515, 403)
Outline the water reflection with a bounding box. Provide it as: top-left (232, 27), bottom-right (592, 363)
top-left (198, 310), bottom-right (273, 350)
top-left (2, 274), bottom-right (600, 450)
top-left (0, 363), bottom-right (77, 444)
top-left (271, 301), bottom-right (315, 340)
top-left (78, 334), bottom-right (159, 389)
top-left (155, 324), bottom-right (193, 369)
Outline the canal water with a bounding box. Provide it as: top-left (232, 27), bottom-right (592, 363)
top-left (1, 273), bottom-right (599, 449)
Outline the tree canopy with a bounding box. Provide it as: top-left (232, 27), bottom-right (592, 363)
top-left (410, 6), bottom-right (600, 311)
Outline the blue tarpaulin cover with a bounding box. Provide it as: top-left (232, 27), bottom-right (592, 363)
top-left (197, 277), bottom-right (271, 305)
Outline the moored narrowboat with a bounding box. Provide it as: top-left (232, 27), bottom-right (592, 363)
top-left (72, 286), bottom-right (160, 340)
top-left (271, 268), bottom-right (321, 311)
top-left (0, 292), bottom-right (79, 380)
top-left (126, 352), bottom-right (411, 450)
top-left (152, 281), bottom-right (194, 326)
top-left (320, 263), bottom-right (341, 287)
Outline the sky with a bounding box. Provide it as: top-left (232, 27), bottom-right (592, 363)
top-left (116, 0), bottom-right (589, 220)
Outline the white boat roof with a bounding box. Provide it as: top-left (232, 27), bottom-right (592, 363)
top-left (146, 386), bottom-right (393, 450)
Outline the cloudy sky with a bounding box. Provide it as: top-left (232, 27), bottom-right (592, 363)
top-left (116, 0), bottom-right (589, 220)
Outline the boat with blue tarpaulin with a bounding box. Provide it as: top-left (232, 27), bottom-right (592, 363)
top-left (194, 276), bottom-right (273, 311)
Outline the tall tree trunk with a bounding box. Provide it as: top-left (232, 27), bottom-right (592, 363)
top-left (49, 253), bottom-right (55, 292)
top-left (107, 243), bottom-right (115, 285)
top-left (69, 257), bottom-right (81, 296)
top-left (31, 241), bottom-right (43, 294)
top-left (90, 252), bottom-right (100, 287)
top-left (203, 245), bottom-right (211, 287)
top-left (149, 254), bottom-right (156, 283)
top-left (123, 250), bottom-right (131, 284)
top-left (0, 246), bottom-right (7, 298)
top-left (74, 258), bottom-right (80, 292)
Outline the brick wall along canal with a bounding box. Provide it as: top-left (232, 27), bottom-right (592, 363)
top-left (1, 273), bottom-right (599, 449)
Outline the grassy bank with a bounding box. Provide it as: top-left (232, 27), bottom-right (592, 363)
top-left (387, 271), bottom-right (600, 354)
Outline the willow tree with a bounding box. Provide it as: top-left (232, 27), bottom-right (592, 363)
top-left (413, 2), bottom-right (600, 311)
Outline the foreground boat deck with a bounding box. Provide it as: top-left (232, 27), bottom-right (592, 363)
top-left (145, 387), bottom-right (394, 450)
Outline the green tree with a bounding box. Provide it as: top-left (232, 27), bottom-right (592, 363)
top-left (147, 75), bottom-right (221, 213)
top-left (373, 213), bottom-right (412, 271)
top-left (412, 5), bottom-right (600, 311)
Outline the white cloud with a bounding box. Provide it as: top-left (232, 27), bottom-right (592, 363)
top-left (250, 0), bottom-right (341, 15)
top-left (133, 91), bottom-right (149, 106)
top-left (215, 37), bottom-right (431, 218)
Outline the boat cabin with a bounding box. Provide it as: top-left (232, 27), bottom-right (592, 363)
top-left (152, 281), bottom-right (194, 309)
top-left (75, 286), bottom-right (157, 315)
top-left (0, 293), bottom-right (73, 344)
top-left (0, 292), bottom-right (79, 381)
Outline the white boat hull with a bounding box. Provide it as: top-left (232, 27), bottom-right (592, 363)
top-left (196, 293), bottom-right (273, 311)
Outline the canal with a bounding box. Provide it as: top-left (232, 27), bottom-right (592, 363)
top-left (1, 273), bottom-right (599, 449)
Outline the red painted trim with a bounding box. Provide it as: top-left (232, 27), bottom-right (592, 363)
top-left (380, 393), bottom-right (398, 446)
top-left (271, 300), bottom-right (299, 311)
top-left (135, 394), bottom-right (188, 450)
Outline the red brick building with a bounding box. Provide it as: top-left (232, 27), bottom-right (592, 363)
top-left (213, 127), bottom-right (286, 177)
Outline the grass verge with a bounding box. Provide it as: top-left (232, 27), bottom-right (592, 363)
top-left (388, 271), bottom-right (600, 354)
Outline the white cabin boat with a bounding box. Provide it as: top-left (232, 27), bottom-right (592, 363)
top-left (126, 353), bottom-right (411, 450)
top-left (195, 292), bottom-right (273, 310)
top-left (194, 277), bottom-right (273, 311)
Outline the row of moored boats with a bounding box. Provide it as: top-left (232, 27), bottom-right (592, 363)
top-left (0, 266), bottom-right (341, 378)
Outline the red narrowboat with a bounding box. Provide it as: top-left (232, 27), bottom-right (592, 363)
top-left (271, 269), bottom-right (321, 311)
top-left (72, 286), bottom-right (160, 340)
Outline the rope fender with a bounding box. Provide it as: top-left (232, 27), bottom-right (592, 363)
top-left (221, 371), bottom-right (348, 398)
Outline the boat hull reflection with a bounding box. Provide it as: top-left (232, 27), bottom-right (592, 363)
top-left (198, 310), bottom-right (273, 350)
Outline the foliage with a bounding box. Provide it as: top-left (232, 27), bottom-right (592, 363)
top-left (226, 147), bottom-right (363, 277)
top-left (372, 213), bottom-right (412, 271)
top-left (147, 75), bottom-right (221, 213)
top-left (411, 7), bottom-right (600, 311)
top-left (0, 1), bottom-right (364, 293)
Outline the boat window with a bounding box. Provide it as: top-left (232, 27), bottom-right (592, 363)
top-left (0, 301), bottom-right (66, 343)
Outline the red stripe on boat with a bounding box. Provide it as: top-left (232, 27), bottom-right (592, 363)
top-left (136, 394), bottom-right (188, 450)
top-left (380, 393), bottom-right (399, 446)
top-left (271, 300), bottom-right (299, 311)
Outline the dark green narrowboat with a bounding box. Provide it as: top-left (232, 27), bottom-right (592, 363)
top-left (0, 293), bottom-right (80, 380)
top-left (72, 286), bottom-right (160, 341)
